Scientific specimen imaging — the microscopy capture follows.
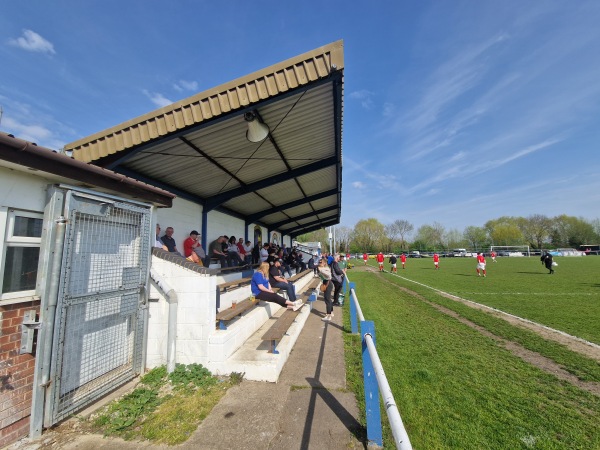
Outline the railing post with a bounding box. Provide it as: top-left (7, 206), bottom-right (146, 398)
top-left (350, 284), bottom-right (358, 334)
top-left (361, 320), bottom-right (383, 447)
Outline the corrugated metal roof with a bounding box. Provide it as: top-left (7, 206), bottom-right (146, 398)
top-left (64, 40), bottom-right (344, 237)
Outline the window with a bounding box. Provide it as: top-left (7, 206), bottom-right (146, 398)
top-left (1, 210), bottom-right (43, 299)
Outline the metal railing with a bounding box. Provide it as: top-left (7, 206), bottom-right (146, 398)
top-left (345, 276), bottom-right (413, 449)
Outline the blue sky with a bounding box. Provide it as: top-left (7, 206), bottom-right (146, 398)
top-left (1, 1), bottom-right (599, 234)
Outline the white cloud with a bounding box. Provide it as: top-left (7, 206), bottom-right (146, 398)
top-left (352, 181), bottom-right (366, 189)
top-left (173, 80), bottom-right (198, 92)
top-left (350, 89), bottom-right (374, 110)
top-left (3, 117), bottom-right (65, 150)
top-left (143, 90), bottom-right (173, 108)
top-left (9, 29), bottom-right (56, 55)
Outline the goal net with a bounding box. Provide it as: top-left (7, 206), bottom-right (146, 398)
top-left (490, 245), bottom-right (530, 257)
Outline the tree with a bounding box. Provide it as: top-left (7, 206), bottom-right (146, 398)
top-left (443, 228), bottom-right (463, 250)
top-left (463, 226), bottom-right (489, 251)
top-left (414, 222), bottom-right (445, 250)
top-left (297, 228), bottom-right (329, 250)
top-left (351, 218), bottom-right (386, 253)
top-left (485, 217), bottom-right (524, 246)
top-left (334, 226), bottom-right (352, 253)
top-left (518, 214), bottom-right (552, 249)
top-left (388, 219), bottom-right (413, 250)
top-left (550, 215), bottom-right (597, 248)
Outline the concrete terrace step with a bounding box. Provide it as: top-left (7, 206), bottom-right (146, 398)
top-left (209, 302), bottom-right (311, 382)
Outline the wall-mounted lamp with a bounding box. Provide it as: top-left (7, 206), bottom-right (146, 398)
top-left (244, 111), bottom-right (270, 143)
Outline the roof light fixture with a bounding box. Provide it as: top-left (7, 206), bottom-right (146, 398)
top-left (244, 111), bottom-right (270, 143)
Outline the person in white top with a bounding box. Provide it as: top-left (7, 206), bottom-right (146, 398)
top-left (260, 243), bottom-right (270, 262)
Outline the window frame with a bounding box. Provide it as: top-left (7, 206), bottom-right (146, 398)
top-left (1, 208), bottom-right (44, 302)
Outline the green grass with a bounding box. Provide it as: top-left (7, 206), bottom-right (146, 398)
top-left (343, 265), bottom-right (600, 450)
top-left (370, 256), bottom-right (600, 344)
top-left (88, 364), bottom-right (235, 444)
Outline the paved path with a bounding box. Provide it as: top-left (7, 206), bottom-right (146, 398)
top-left (15, 296), bottom-right (365, 450)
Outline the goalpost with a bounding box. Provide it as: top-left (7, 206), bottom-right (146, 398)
top-left (490, 245), bottom-right (530, 257)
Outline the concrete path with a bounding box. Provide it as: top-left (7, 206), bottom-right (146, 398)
top-left (14, 296), bottom-right (365, 449)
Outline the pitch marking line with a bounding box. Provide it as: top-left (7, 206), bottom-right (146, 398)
top-left (383, 270), bottom-right (600, 351)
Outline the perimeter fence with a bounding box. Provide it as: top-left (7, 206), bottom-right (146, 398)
top-left (344, 274), bottom-right (413, 449)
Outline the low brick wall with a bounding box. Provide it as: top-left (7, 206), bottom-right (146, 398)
top-left (0, 300), bottom-right (40, 448)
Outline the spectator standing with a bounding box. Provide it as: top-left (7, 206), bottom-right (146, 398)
top-left (476, 252), bottom-right (487, 277)
top-left (376, 252), bottom-right (384, 272)
top-left (318, 258), bottom-right (334, 322)
top-left (251, 262), bottom-right (302, 310)
top-left (161, 227), bottom-right (182, 255)
top-left (331, 254), bottom-right (345, 307)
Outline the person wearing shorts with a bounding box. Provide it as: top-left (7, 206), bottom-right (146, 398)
top-left (363, 252), bottom-right (368, 265)
top-left (400, 253), bottom-right (407, 269)
top-left (376, 252), bottom-right (384, 271)
top-left (389, 254), bottom-right (397, 273)
top-left (433, 253), bottom-right (440, 270)
top-left (476, 253), bottom-right (487, 277)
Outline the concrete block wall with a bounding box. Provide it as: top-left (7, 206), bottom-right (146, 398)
top-left (0, 300), bottom-right (40, 448)
top-left (146, 256), bottom-right (216, 369)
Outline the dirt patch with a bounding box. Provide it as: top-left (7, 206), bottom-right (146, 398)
top-left (360, 267), bottom-right (600, 396)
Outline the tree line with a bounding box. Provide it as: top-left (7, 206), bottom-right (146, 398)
top-left (298, 214), bottom-right (600, 254)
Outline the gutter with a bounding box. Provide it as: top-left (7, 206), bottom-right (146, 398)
top-left (0, 132), bottom-right (175, 207)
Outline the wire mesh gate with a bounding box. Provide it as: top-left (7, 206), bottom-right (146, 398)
top-left (44, 189), bottom-right (151, 425)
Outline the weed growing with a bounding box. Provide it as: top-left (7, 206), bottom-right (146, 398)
top-left (89, 364), bottom-right (234, 444)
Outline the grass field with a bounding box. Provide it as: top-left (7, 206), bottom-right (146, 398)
top-left (343, 257), bottom-right (600, 449)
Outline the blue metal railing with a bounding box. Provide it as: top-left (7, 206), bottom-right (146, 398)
top-left (345, 276), bottom-right (413, 449)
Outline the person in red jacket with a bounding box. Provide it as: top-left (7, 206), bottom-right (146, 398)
top-left (433, 253), bottom-right (440, 270)
top-left (476, 253), bottom-right (487, 277)
top-left (363, 252), bottom-right (369, 265)
top-left (400, 253), bottom-right (407, 269)
top-left (376, 252), bottom-right (385, 271)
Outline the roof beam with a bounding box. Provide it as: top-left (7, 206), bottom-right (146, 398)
top-left (282, 214), bottom-right (339, 236)
top-left (268, 205), bottom-right (339, 230)
top-left (204, 156), bottom-right (338, 212)
top-left (245, 188), bottom-right (338, 223)
top-left (290, 219), bottom-right (339, 238)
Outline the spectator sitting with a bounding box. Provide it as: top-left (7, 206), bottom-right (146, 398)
top-left (243, 240), bottom-right (254, 264)
top-left (251, 242), bottom-right (260, 264)
top-left (268, 257), bottom-right (297, 301)
top-left (227, 236), bottom-right (245, 267)
top-left (260, 243), bottom-right (270, 262)
top-left (154, 224), bottom-right (168, 250)
top-left (236, 238), bottom-right (247, 262)
top-left (183, 230), bottom-right (204, 266)
top-left (161, 226), bottom-right (182, 256)
top-left (295, 252), bottom-right (307, 272)
top-left (307, 254), bottom-right (318, 276)
top-left (251, 262), bottom-right (302, 311)
top-left (277, 249), bottom-right (293, 277)
top-left (208, 236), bottom-right (228, 268)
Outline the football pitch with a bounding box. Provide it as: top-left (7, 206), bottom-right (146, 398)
top-left (344, 257), bottom-right (600, 449)
top-left (368, 255), bottom-right (600, 345)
